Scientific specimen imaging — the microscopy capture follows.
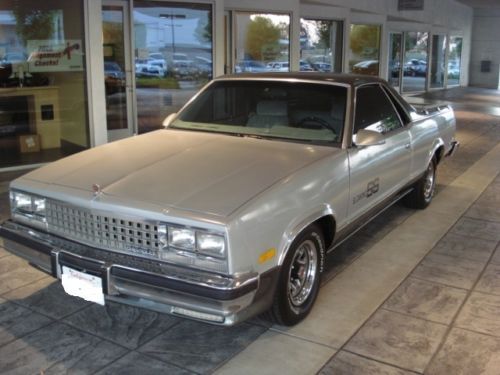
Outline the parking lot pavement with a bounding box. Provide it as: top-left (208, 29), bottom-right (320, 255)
top-left (0, 87), bottom-right (499, 374)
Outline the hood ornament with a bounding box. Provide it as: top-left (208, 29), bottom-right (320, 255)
top-left (92, 183), bottom-right (102, 197)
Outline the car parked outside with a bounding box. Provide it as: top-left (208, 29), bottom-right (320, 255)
top-left (267, 61), bottom-right (290, 72)
top-left (135, 58), bottom-right (166, 77)
top-left (148, 53), bottom-right (168, 71)
top-left (404, 59), bottom-right (427, 77)
top-left (235, 60), bottom-right (269, 73)
top-left (104, 61), bottom-right (126, 95)
top-left (352, 60), bottom-right (379, 76)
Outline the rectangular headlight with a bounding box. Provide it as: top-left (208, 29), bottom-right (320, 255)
top-left (11, 191), bottom-right (32, 212)
top-left (159, 224), bottom-right (228, 273)
top-left (10, 190), bottom-right (46, 222)
top-left (33, 197), bottom-right (46, 215)
top-left (197, 232), bottom-right (226, 259)
top-left (168, 226), bottom-right (195, 251)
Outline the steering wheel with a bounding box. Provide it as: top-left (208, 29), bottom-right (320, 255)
top-left (296, 116), bottom-right (337, 136)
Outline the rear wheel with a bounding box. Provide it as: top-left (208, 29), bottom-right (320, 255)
top-left (404, 157), bottom-right (436, 209)
top-left (269, 225), bottom-right (324, 326)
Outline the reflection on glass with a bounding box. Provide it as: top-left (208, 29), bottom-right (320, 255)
top-left (388, 33), bottom-right (402, 87)
top-left (348, 24), bottom-right (381, 76)
top-left (430, 34), bottom-right (447, 89)
top-left (402, 32), bottom-right (428, 92)
top-left (234, 13), bottom-right (290, 73)
top-left (102, 6), bottom-right (128, 131)
top-left (0, 1), bottom-right (89, 169)
top-left (300, 19), bottom-right (343, 73)
top-left (133, 1), bottom-right (212, 134)
top-left (448, 36), bottom-right (462, 86)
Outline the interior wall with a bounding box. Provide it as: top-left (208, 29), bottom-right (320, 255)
top-left (469, 8), bottom-right (500, 88)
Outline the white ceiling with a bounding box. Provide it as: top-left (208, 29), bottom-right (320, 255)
top-left (454, 0), bottom-right (500, 8)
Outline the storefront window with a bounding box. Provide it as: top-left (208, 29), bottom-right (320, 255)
top-left (430, 34), bottom-right (447, 89)
top-left (448, 36), bottom-right (462, 86)
top-left (133, 1), bottom-right (213, 134)
top-left (0, 0), bottom-right (89, 169)
top-left (234, 12), bottom-right (290, 73)
top-left (402, 31), bottom-right (428, 92)
top-left (348, 24), bottom-right (381, 76)
top-left (300, 19), bottom-right (343, 73)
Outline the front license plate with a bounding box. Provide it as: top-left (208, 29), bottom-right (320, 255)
top-left (61, 266), bottom-right (105, 305)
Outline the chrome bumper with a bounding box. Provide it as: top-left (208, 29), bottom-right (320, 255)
top-left (0, 220), bottom-right (278, 325)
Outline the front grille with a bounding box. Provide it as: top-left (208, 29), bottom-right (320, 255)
top-left (45, 200), bottom-right (161, 259)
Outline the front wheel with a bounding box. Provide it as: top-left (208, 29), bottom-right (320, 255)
top-left (269, 225), bottom-right (324, 326)
top-left (404, 158), bottom-right (436, 209)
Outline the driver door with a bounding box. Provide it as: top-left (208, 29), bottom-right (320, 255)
top-left (347, 84), bottom-right (412, 222)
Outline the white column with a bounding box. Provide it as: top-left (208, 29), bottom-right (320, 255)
top-left (84, 0), bottom-right (107, 146)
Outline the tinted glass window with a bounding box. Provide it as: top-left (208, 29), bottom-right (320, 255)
top-left (174, 81), bottom-right (347, 144)
top-left (354, 85), bottom-right (402, 134)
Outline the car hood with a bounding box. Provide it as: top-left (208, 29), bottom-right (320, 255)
top-left (21, 129), bottom-right (336, 217)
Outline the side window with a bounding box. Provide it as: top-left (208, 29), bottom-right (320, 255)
top-left (354, 85), bottom-right (403, 134)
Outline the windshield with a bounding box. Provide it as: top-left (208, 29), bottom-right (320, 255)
top-left (172, 80), bottom-right (347, 144)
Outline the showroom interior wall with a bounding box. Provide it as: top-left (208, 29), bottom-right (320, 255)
top-left (0, 0), bottom-right (473, 172)
top-left (469, 7), bottom-right (500, 88)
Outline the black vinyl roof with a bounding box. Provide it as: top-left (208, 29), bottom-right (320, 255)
top-left (216, 72), bottom-right (388, 88)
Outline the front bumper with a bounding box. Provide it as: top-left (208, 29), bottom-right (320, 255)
top-left (0, 220), bottom-right (279, 325)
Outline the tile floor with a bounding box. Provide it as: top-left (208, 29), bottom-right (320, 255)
top-left (0, 87), bottom-right (499, 374)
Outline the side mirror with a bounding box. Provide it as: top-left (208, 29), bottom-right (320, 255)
top-left (354, 129), bottom-right (385, 147)
top-left (162, 113), bottom-right (177, 128)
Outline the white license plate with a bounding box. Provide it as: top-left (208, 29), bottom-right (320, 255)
top-left (61, 266), bottom-right (105, 305)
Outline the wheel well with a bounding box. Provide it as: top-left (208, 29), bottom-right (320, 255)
top-left (313, 215), bottom-right (336, 249)
top-left (435, 145), bottom-right (445, 164)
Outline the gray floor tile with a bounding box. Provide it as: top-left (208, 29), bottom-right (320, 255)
top-left (3, 277), bottom-right (89, 320)
top-left (0, 255), bottom-right (29, 274)
top-left (383, 277), bottom-right (467, 324)
top-left (63, 301), bottom-right (179, 350)
top-left (0, 322), bottom-right (128, 374)
top-left (476, 263), bottom-right (500, 297)
top-left (426, 328), bottom-right (500, 375)
top-left (0, 297), bottom-right (53, 347)
top-left (0, 247), bottom-right (8, 258)
top-left (0, 256), bottom-right (47, 295)
top-left (456, 292), bottom-right (500, 337)
top-left (431, 232), bottom-right (497, 263)
top-left (411, 252), bottom-right (485, 290)
top-left (465, 203), bottom-right (500, 223)
top-left (449, 217), bottom-right (500, 242)
top-left (320, 350), bottom-right (414, 375)
top-left (95, 351), bottom-right (194, 375)
top-left (475, 187), bottom-right (500, 207)
top-left (490, 243), bottom-right (500, 265)
top-left (344, 309), bottom-right (447, 373)
top-left (138, 320), bottom-right (266, 374)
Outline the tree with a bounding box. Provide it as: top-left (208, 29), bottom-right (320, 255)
top-left (316, 21), bottom-right (331, 50)
top-left (349, 25), bottom-right (380, 57)
top-left (12, 7), bottom-right (55, 45)
top-left (195, 14), bottom-right (212, 45)
top-left (245, 16), bottom-right (281, 61)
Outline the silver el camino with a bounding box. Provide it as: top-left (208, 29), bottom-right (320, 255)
top-left (0, 73), bottom-right (458, 326)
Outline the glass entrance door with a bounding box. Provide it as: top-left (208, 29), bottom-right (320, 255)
top-left (102, 1), bottom-right (134, 141)
top-left (388, 33), bottom-right (403, 89)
